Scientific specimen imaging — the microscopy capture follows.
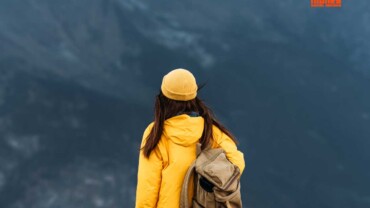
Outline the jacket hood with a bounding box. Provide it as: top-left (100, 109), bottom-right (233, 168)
top-left (163, 114), bottom-right (204, 146)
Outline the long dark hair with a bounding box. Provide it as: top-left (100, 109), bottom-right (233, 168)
top-left (142, 91), bottom-right (237, 158)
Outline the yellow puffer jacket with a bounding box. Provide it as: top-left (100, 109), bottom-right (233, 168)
top-left (135, 114), bottom-right (245, 208)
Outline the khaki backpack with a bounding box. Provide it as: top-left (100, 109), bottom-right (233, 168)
top-left (180, 143), bottom-right (242, 208)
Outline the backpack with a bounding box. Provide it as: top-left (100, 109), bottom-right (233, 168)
top-left (180, 143), bottom-right (242, 208)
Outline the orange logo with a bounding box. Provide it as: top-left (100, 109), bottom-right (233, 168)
top-left (311, 0), bottom-right (341, 7)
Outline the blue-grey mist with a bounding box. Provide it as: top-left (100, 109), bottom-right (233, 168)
top-left (0, 0), bottom-right (369, 207)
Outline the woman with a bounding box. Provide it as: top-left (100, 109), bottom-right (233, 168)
top-left (135, 68), bottom-right (245, 208)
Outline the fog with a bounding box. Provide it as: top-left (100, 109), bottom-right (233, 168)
top-left (0, 0), bottom-right (369, 207)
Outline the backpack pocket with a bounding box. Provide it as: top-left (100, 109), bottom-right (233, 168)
top-left (192, 199), bottom-right (205, 208)
top-left (194, 177), bottom-right (218, 208)
top-left (199, 176), bottom-right (214, 192)
top-left (214, 182), bottom-right (242, 208)
top-left (202, 152), bottom-right (238, 190)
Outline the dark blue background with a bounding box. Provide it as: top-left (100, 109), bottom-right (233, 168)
top-left (0, 0), bottom-right (369, 207)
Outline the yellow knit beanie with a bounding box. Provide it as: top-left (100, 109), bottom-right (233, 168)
top-left (161, 68), bottom-right (198, 101)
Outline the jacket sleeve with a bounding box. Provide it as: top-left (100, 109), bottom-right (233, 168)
top-left (135, 123), bottom-right (163, 208)
top-left (212, 126), bottom-right (245, 175)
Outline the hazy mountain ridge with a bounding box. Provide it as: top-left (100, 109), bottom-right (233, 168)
top-left (0, 68), bottom-right (150, 207)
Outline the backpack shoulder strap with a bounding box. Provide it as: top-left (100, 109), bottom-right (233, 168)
top-left (180, 160), bottom-right (196, 208)
top-left (196, 143), bottom-right (202, 156)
